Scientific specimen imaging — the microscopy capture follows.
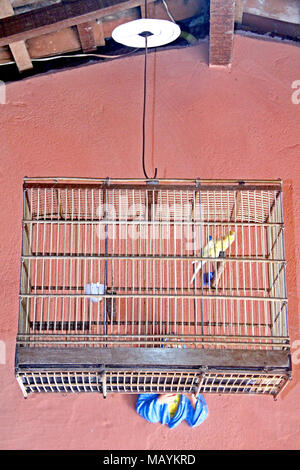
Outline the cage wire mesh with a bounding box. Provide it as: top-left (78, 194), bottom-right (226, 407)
top-left (15, 178), bottom-right (291, 397)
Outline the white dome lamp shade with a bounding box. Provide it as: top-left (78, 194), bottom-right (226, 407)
top-left (112, 18), bottom-right (181, 48)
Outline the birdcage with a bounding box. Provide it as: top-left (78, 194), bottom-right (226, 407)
top-left (15, 177), bottom-right (291, 399)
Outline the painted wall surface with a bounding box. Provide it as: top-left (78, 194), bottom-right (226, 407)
top-left (0, 35), bottom-right (300, 450)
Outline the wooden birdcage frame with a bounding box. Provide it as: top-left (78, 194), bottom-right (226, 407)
top-left (15, 177), bottom-right (291, 398)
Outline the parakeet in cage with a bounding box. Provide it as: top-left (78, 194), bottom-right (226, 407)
top-left (190, 231), bottom-right (235, 284)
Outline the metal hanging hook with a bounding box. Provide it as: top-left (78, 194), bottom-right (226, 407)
top-left (141, 1), bottom-right (158, 180)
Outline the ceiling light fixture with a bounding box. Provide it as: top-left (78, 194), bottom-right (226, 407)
top-left (112, 17), bottom-right (181, 48)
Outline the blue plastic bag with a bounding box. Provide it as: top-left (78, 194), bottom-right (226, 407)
top-left (136, 393), bottom-right (208, 429)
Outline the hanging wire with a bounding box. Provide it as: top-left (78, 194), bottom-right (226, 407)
top-left (141, 0), bottom-right (157, 180)
top-left (162, 0), bottom-right (176, 23)
top-left (0, 49), bottom-right (139, 67)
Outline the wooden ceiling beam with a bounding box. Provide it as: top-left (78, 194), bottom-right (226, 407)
top-left (0, 0), bottom-right (156, 47)
top-left (0, 0), bottom-right (203, 64)
top-left (77, 21), bottom-right (98, 52)
top-left (0, 0), bottom-right (32, 71)
top-left (96, 19), bottom-right (105, 47)
top-left (140, 0), bottom-right (154, 18)
top-left (209, 0), bottom-right (235, 67)
top-left (11, 0), bottom-right (58, 6)
top-left (241, 12), bottom-right (300, 40)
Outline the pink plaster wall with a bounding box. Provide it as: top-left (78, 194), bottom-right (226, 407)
top-left (0, 35), bottom-right (300, 450)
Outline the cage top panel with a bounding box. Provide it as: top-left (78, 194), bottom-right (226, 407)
top-left (23, 177), bottom-right (282, 189)
top-left (23, 177), bottom-right (283, 225)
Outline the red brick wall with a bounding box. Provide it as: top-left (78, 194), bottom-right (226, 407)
top-left (209, 0), bottom-right (235, 66)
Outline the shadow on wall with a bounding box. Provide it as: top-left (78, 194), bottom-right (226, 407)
top-left (279, 179), bottom-right (299, 400)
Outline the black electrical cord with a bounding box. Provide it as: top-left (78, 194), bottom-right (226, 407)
top-left (141, 0), bottom-right (157, 180)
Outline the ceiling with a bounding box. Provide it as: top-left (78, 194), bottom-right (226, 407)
top-left (0, 0), bottom-right (299, 82)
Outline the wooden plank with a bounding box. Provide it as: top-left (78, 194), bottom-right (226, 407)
top-left (11, 0), bottom-right (54, 6)
top-left (9, 41), bottom-right (32, 70)
top-left (0, 6), bottom-right (138, 62)
top-left (78, 19), bottom-right (106, 51)
top-left (241, 12), bottom-right (300, 39)
top-left (26, 18), bottom-right (113, 58)
top-left (0, 0), bottom-right (157, 47)
top-left (97, 19), bottom-right (105, 47)
top-left (77, 21), bottom-right (97, 52)
top-left (243, 0), bottom-right (300, 25)
top-left (234, 0), bottom-right (244, 24)
top-left (209, 0), bottom-right (235, 67)
top-left (0, 0), bottom-right (32, 71)
top-left (0, 45), bottom-right (11, 62)
top-left (15, 346), bottom-right (291, 370)
top-left (140, 0), bottom-right (154, 18)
